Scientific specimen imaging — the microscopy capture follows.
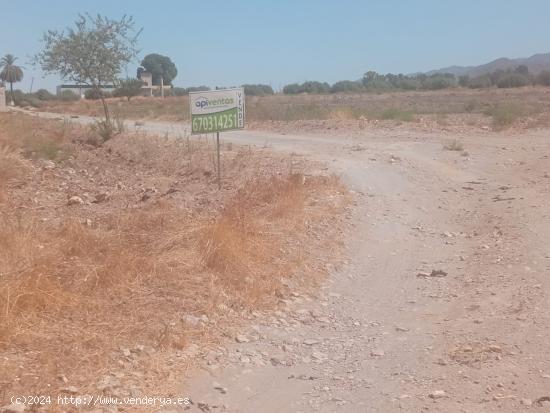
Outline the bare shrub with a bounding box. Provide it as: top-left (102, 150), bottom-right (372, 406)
top-left (443, 139), bottom-right (465, 151)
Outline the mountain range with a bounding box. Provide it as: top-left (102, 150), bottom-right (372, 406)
top-left (426, 52), bottom-right (550, 77)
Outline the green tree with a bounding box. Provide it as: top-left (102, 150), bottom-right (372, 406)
top-left (242, 84), bottom-right (274, 96)
top-left (537, 71), bottom-right (550, 86)
top-left (362, 71), bottom-right (379, 87)
top-left (140, 53), bottom-right (177, 97)
top-left (36, 14), bottom-right (140, 128)
top-left (331, 80), bottom-right (364, 93)
top-left (0, 54), bottom-right (24, 105)
top-left (113, 78), bottom-right (144, 101)
top-left (282, 83), bottom-right (302, 94)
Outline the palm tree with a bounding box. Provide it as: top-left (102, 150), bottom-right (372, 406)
top-left (0, 54), bottom-right (24, 105)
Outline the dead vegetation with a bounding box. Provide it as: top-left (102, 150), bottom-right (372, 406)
top-left (0, 113), bottom-right (348, 409)
top-left (38, 87), bottom-right (550, 132)
top-left (443, 139), bottom-right (465, 151)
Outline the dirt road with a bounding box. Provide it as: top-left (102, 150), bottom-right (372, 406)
top-left (26, 111), bottom-right (550, 412)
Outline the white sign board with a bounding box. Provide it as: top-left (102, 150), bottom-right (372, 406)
top-left (189, 88), bottom-right (245, 134)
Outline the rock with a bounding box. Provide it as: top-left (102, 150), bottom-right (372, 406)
top-left (521, 398), bottom-right (532, 406)
top-left (84, 218), bottom-right (92, 227)
top-left (57, 374), bottom-right (69, 383)
top-left (182, 314), bottom-right (202, 327)
top-left (67, 196), bottom-right (84, 206)
top-left (395, 326), bottom-right (410, 332)
top-left (417, 269), bottom-right (448, 278)
top-left (488, 345), bottom-right (502, 353)
top-left (42, 160), bottom-right (56, 170)
top-left (311, 351), bottom-right (327, 361)
top-left (270, 356), bottom-right (285, 366)
top-left (303, 339), bottom-right (320, 346)
top-left (1, 403), bottom-right (26, 413)
top-left (93, 192), bottom-right (109, 203)
top-left (429, 390), bottom-right (447, 399)
top-left (235, 335), bottom-right (249, 343)
top-left (370, 349), bottom-right (385, 357)
top-left (60, 386), bottom-right (79, 394)
top-left (493, 394), bottom-right (516, 401)
top-left (97, 375), bottom-right (121, 392)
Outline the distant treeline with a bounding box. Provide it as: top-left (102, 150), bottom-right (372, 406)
top-left (458, 65), bottom-right (550, 88)
top-left (171, 84), bottom-right (275, 96)
top-left (281, 65), bottom-right (550, 94)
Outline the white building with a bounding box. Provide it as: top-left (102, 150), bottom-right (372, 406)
top-left (138, 71), bottom-right (172, 96)
top-left (56, 84), bottom-right (115, 98)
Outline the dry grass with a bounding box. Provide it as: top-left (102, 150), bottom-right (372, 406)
top-left (484, 103), bottom-right (532, 129)
top-left (0, 113), bottom-right (348, 408)
top-left (40, 87), bottom-right (550, 130)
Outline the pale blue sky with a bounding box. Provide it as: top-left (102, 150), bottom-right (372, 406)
top-left (2, 0), bottom-right (550, 92)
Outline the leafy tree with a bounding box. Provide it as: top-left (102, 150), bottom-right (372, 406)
top-left (536, 71), bottom-right (550, 86)
top-left (467, 74), bottom-right (493, 88)
top-left (113, 78), bottom-right (144, 101)
top-left (458, 75), bottom-right (470, 87)
top-left (58, 90), bottom-right (80, 101)
top-left (362, 70), bottom-right (379, 86)
top-left (515, 65), bottom-right (529, 76)
top-left (85, 88), bottom-right (109, 100)
top-left (172, 86), bottom-right (210, 96)
top-left (496, 73), bottom-right (530, 88)
top-left (0, 54), bottom-right (24, 105)
top-left (421, 73), bottom-right (456, 90)
top-left (140, 53), bottom-right (177, 93)
top-left (282, 83), bottom-right (302, 94)
top-left (36, 13), bottom-right (140, 128)
top-left (34, 88), bottom-right (56, 101)
top-left (282, 81), bottom-right (330, 94)
top-left (331, 80), bottom-right (364, 93)
top-left (242, 84), bottom-right (274, 96)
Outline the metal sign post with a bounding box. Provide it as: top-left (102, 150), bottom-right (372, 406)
top-left (216, 131), bottom-right (221, 189)
top-left (189, 88), bottom-right (245, 190)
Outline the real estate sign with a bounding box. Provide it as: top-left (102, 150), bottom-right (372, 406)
top-left (189, 88), bottom-right (245, 134)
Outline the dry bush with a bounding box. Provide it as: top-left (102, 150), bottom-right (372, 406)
top-left (0, 113), bottom-right (348, 406)
top-left (484, 103), bottom-right (532, 129)
top-left (201, 174), bottom-right (310, 306)
top-left (0, 146), bottom-right (28, 201)
top-left (443, 139), bottom-right (465, 151)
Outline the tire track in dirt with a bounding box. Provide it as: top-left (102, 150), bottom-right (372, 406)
top-left (23, 109), bottom-right (550, 412)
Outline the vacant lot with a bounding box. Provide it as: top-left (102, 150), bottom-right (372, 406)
top-left (0, 113), bottom-right (348, 410)
top-left (39, 87), bottom-right (550, 132)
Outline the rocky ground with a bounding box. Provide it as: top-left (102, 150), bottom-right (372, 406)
top-left (177, 126), bottom-right (550, 412)
top-left (4, 109), bottom-right (550, 412)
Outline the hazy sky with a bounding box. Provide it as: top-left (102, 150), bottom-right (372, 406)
top-left (2, 0), bottom-right (550, 92)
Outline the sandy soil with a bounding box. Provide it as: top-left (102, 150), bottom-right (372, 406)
top-left (16, 109), bottom-right (550, 412)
